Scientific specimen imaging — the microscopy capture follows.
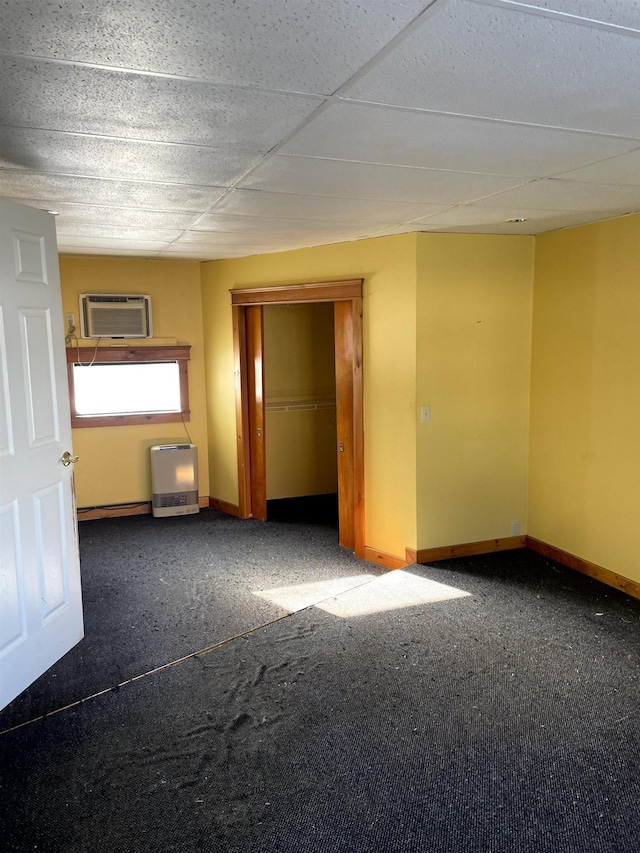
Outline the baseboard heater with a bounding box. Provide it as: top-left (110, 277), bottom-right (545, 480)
top-left (150, 444), bottom-right (199, 518)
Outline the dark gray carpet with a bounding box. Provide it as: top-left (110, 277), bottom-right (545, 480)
top-left (0, 503), bottom-right (374, 731)
top-left (0, 510), bottom-right (638, 852)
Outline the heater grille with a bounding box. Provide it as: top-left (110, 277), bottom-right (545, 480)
top-left (153, 491), bottom-right (198, 509)
top-left (150, 444), bottom-right (199, 517)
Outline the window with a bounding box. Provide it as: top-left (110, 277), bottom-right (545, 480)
top-left (67, 346), bottom-right (190, 428)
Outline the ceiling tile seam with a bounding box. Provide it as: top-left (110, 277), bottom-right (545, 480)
top-left (180, 96), bottom-right (338, 234)
top-left (324, 0), bottom-right (445, 99)
top-left (57, 227), bottom-right (188, 237)
top-left (397, 203), bottom-right (508, 226)
top-left (0, 193), bottom-right (225, 217)
top-left (0, 49), bottom-right (337, 99)
top-left (183, 89), bottom-right (377, 225)
top-left (188, 210), bottom-right (451, 228)
top-left (186, 103), bottom-right (635, 235)
top-left (0, 122), bottom-right (270, 154)
top-left (0, 166), bottom-right (235, 192)
top-left (413, 202), bottom-right (639, 221)
top-left (543, 147), bottom-right (640, 180)
top-left (7, 200), bottom-right (205, 217)
top-left (0, 166), bottom-right (229, 193)
top-left (270, 152), bottom-right (529, 180)
top-left (234, 150), bottom-right (630, 183)
top-left (434, 177), bottom-right (586, 209)
top-left (333, 99), bottom-right (640, 143)
top-left (59, 239), bottom-right (172, 247)
top-left (210, 184), bottom-right (536, 209)
top-left (59, 251), bottom-right (164, 259)
top-left (472, 0), bottom-right (640, 37)
top-left (0, 0), bottom-right (447, 100)
top-left (180, 0), bottom-right (447, 233)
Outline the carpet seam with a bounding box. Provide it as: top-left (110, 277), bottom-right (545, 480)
top-left (0, 572), bottom-right (383, 737)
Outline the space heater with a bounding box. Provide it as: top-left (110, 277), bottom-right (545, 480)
top-left (150, 444), bottom-right (199, 518)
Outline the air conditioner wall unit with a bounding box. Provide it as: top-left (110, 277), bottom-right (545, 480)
top-left (80, 293), bottom-right (152, 339)
top-left (150, 444), bottom-right (199, 518)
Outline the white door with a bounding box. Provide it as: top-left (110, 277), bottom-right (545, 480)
top-left (0, 198), bottom-right (83, 711)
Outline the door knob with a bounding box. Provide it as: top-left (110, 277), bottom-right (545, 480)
top-left (61, 451), bottom-right (79, 466)
top-left (339, 442), bottom-right (345, 452)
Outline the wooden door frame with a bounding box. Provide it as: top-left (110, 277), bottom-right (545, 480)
top-left (231, 279), bottom-right (364, 558)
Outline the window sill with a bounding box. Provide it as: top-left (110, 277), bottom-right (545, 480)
top-left (71, 411), bottom-right (190, 429)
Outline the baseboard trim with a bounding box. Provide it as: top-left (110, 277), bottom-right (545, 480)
top-left (209, 497), bottom-right (246, 518)
top-left (413, 535), bottom-right (526, 564)
top-left (526, 537), bottom-right (640, 601)
top-left (363, 547), bottom-right (411, 570)
top-left (77, 496), bottom-right (209, 521)
top-left (77, 502), bottom-right (151, 521)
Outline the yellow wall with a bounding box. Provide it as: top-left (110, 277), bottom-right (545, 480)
top-left (59, 257), bottom-right (209, 507)
top-left (201, 234), bottom-right (418, 557)
top-left (416, 234), bottom-right (534, 548)
top-left (264, 303), bottom-right (337, 499)
top-left (529, 214), bottom-right (640, 582)
top-left (59, 214), bottom-right (638, 582)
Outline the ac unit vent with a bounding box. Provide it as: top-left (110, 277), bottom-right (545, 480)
top-left (79, 293), bottom-right (152, 339)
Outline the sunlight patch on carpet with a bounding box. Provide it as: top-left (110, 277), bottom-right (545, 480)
top-left (254, 570), bottom-right (470, 617)
top-left (253, 574), bottom-right (379, 612)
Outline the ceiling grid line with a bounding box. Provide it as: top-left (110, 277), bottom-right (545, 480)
top-left (0, 0), bottom-right (637, 256)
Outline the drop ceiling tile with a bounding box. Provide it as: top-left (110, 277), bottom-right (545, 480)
top-left (54, 222), bottom-right (184, 241)
top-left (0, 0), bottom-right (431, 94)
top-left (56, 236), bottom-right (170, 251)
top-left (177, 230), bottom-right (369, 249)
top-left (0, 170), bottom-right (227, 211)
top-left (344, 0), bottom-right (640, 137)
top-left (411, 204), bottom-right (631, 233)
top-left (213, 188), bottom-right (449, 222)
top-left (477, 178), bottom-right (640, 211)
top-left (282, 102), bottom-right (637, 176)
top-left (13, 200), bottom-right (198, 230)
top-left (191, 212), bottom-right (386, 235)
top-left (1, 57), bottom-right (323, 149)
top-left (60, 247), bottom-right (162, 257)
top-left (0, 128), bottom-right (262, 185)
top-left (239, 155), bottom-right (528, 204)
top-left (522, 1), bottom-right (640, 30)
top-left (176, 231), bottom-right (286, 249)
top-left (159, 245), bottom-right (265, 259)
top-left (553, 149), bottom-right (640, 185)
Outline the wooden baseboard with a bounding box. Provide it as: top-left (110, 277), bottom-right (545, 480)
top-left (77, 503), bottom-right (151, 521)
top-left (363, 547), bottom-right (411, 570)
top-left (526, 536), bottom-right (640, 600)
top-left (413, 535), bottom-right (526, 564)
top-left (209, 497), bottom-right (247, 518)
top-left (77, 496), bottom-right (209, 521)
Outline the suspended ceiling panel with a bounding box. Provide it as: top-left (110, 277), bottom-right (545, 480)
top-left (1, 0), bottom-right (639, 258)
top-left (344, 0), bottom-right (640, 137)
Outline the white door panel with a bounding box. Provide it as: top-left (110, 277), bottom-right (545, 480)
top-left (0, 308), bottom-right (13, 455)
top-left (0, 198), bottom-right (83, 711)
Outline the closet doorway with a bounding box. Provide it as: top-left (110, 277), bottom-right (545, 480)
top-left (231, 280), bottom-right (364, 557)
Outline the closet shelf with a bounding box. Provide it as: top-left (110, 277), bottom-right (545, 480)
top-left (265, 398), bottom-right (336, 413)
